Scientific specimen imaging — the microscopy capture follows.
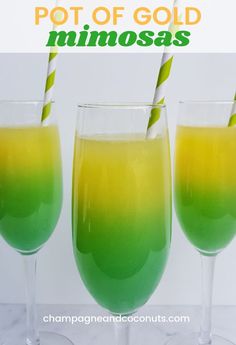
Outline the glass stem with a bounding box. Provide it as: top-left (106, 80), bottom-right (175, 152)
top-left (23, 253), bottom-right (40, 345)
top-left (114, 318), bottom-right (130, 345)
top-left (198, 254), bottom-right (216, 345)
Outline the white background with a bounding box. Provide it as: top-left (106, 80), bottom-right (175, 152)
top-left (0, 53), bottom-right (235, 306)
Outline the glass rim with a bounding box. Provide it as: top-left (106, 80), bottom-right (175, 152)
top-left (0, 100), bottom-right (55, 105)
top-left (179, 100), bottom-right (236, 105)
top-left (77, 102), bottom-right (166, 110)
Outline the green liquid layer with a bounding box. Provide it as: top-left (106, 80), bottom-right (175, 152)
top-left (175, 185), bottom-right (236, 254)
top-left (73, 210), bottom-right (169, 314)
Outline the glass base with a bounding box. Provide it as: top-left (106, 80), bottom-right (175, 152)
top-left (39, 331), bottom-right (74, 345)
top-left (2, 332), bottom-right (73, 345)
top-left (165, 332), bottom-right (234, 345)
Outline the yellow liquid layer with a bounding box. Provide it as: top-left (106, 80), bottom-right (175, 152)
top-left (74, 134), bottom-right (171, 213)
top-left (175, 126), bottom-right (236, 254)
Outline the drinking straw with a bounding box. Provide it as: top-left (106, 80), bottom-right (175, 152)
top-left (228, 93), bottom-right (236, 126)
top-left (147, 0), bottom-right (181, 138)
top-left (41, 51), bottom-right (58, 123)
top-left (41, 6), bottom-right (61, 123)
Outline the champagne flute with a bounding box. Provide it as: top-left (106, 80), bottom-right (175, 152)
top-left (0, 101), bottom-right (73, 345)
top-left (171, 101), bottom-right (236, 345)
top-left (72, 103), bottom-right (172, 344)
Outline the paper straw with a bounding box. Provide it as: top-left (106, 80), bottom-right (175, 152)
top-left (147, 0), bottom-right (181, 138)
top-left (41, 51), bottom-right (58, 123)
top-left (41, 5), bottom-right (61, 124)
top-left (228, 93), bottom-right (236, 126)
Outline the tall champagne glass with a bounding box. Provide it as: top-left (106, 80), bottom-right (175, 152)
top-left (72, 103), bottom-right (172, 344)
top-left (0, 101), bottom-right (72, 345)
top-left (171, 101), bottom-right (236, 345)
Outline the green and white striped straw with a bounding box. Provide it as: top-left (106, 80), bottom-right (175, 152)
top-left (228, 93), bottom-right (236, 127)
top-left (41, 50), bottom-right (58, 123)
top-left (147, 0), bottom-right (181, 138)
top-left (41, 5), bottom-right (61, 124)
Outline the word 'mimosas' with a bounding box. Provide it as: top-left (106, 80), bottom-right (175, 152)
top-left (36, 6), bottom-right (201, 26)
top-left (46, 25), bottom-right (191, 47)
